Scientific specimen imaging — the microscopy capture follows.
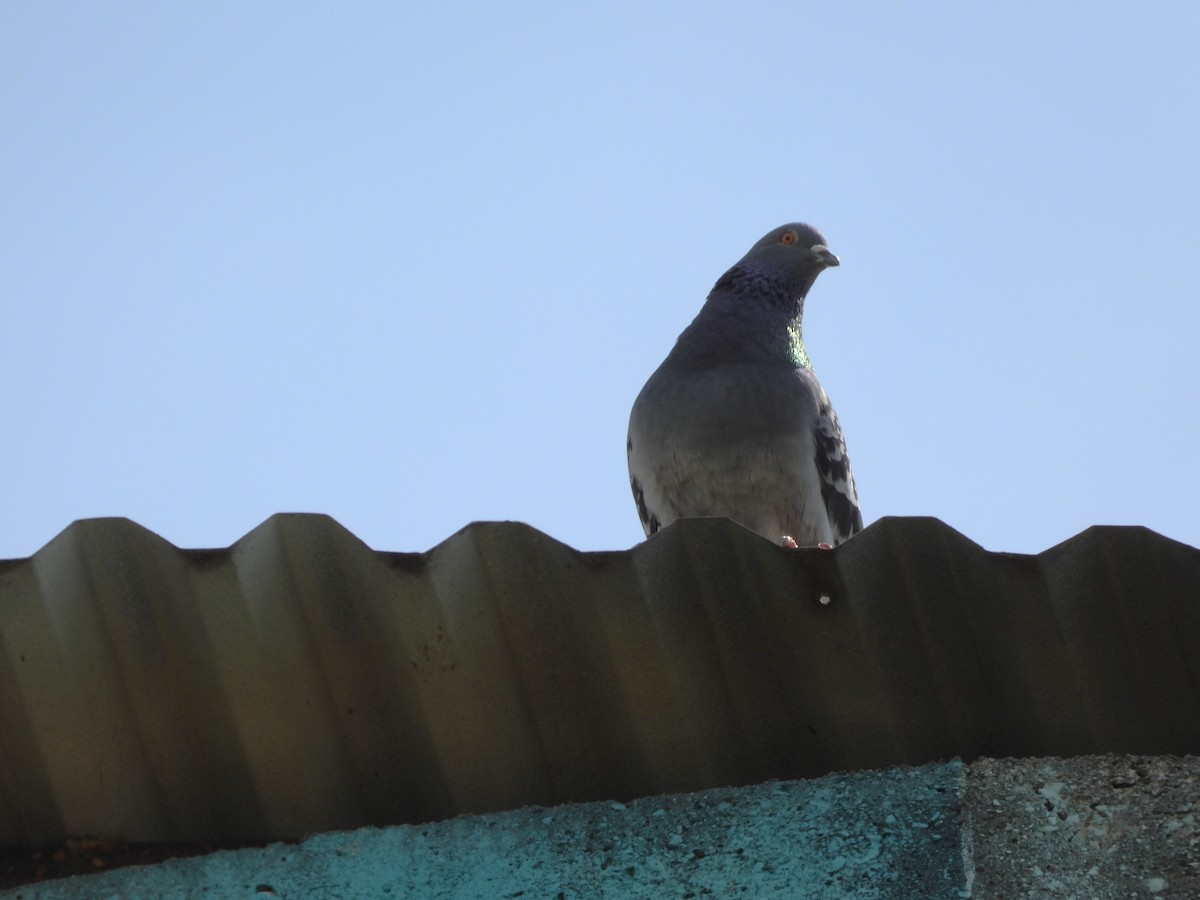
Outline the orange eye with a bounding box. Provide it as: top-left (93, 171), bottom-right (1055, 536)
top-left (780, 230), bottom-right (797, 245)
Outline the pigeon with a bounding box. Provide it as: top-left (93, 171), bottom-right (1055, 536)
top-left (627, 223), bottom-right (862, 547)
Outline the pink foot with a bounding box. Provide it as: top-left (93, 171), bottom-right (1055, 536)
top-left (779, 535), bottom-right (799, 549)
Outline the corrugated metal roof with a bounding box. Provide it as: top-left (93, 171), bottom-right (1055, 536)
top-left (0, 514), bottom-right (1197, 846)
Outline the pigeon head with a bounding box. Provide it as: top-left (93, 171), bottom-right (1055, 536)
top-left (736, 223), bottom-right (839, 295)
top-left (683, 221), bottom-right (841, 364)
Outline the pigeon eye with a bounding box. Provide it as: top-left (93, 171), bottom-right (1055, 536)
top-left (780, 230), bottom-right (798, 245)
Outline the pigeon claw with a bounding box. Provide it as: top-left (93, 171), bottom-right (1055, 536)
top-left (779, 535), bottom-right (799, 549)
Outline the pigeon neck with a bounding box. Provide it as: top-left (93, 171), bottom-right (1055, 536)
top-left (787, 319), bottom-right (812, 369)
top-left (686, 265), bottom-right (813, 368)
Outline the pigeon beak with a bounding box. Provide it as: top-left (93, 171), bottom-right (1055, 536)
top-left (812, 245), bottom-right (840, 268)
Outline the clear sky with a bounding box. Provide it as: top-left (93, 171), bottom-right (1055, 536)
top-left (3, 3), bottom-right (1198, 559)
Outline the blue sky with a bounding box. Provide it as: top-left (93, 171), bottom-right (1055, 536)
top-left (3, 3), bottom-right (1198, 558)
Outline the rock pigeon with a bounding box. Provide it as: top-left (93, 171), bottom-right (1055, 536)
top-left (627, 223), bottom-right (862, 547)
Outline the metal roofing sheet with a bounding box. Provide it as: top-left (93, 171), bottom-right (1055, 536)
top-left (0, 515), bottom-right (1197, 845)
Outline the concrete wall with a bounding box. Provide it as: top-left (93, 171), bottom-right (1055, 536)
top-left (5, 756), bottom-right (1197, 899)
